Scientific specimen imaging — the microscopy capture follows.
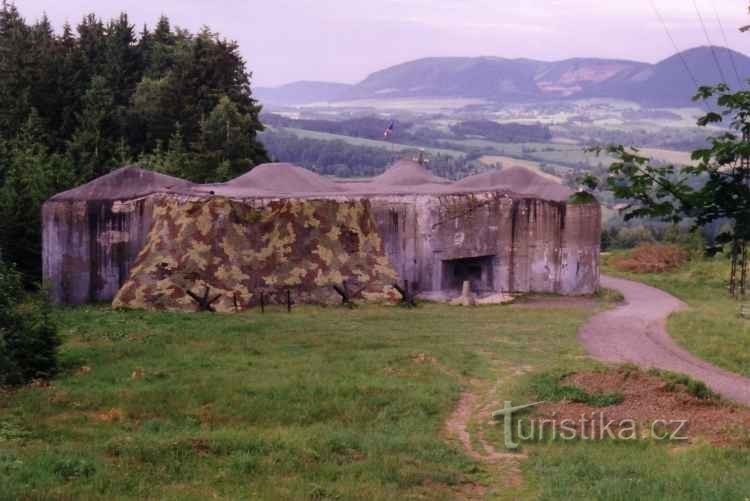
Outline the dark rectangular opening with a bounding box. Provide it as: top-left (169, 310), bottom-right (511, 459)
top-left (442, 255), bottom-right (495, 293)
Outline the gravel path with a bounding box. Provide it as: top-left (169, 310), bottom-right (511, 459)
top-left (579, 275), bottom-right (750, 406)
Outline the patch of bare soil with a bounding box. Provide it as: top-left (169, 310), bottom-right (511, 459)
top-left (94, 408), bottom-right (125, 423)
top-left (610, 243), bottom-right (688, 273)
top-left (444, 390), bottom-right (526, 495)
top-left (535, 369), bottom-right (750, 447)
top-left (512, 296), bottom-right (599, 310)
top-left (410, 352), bottom-right (438, 365)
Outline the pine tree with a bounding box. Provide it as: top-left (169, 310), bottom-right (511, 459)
top-left (0, 2), bottom-right (32, 139)
top-left (77, 13), bottom-right (106, 80)
top-left (0, 109), bottom-right (75, 280)
top-left (196, 95), bottom-right (263, 181)
top-left (0, 6), bottom-right (270, 282)
top-left (55, 22), bottom-right (86, 147)
top-left (68, 76), bottom-right (116, 180)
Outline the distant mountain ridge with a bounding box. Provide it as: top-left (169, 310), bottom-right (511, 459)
top-left (255, 81), bottom-right (353, 105)
top-left (257, 46), bottom-right (750, 107)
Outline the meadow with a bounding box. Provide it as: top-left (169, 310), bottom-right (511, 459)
top-left (1, 276), bottom-right (749, 499)
top-left (282, 127), bottom-right (466, 158)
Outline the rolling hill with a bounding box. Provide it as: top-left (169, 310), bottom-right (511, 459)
top-left (258, 47), bottom-right (750, 107)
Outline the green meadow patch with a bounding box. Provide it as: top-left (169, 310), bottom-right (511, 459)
top-left (0, 295), bottom-right (748, 499)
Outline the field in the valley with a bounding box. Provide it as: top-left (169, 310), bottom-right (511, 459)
top-left (2, 263), bottom-right (750, 500)
top-left (281, 127), bottom-right (466, 158)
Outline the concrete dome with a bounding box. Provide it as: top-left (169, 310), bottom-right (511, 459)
top-left (226, 162), bottom-right (343, 194)
top-left (49, 166), bottom-right (194, 202)
top-left (372, 160), bottom-right (451, 186)
top-left (456, 167), bottom-right (573, 201)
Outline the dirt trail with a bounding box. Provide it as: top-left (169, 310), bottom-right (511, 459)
top-left (443, 383), bottom-right (528, 498)
top-left (444, 391), bottom-right (521, 464)
top-left (579, 275), bottom-right (750, 406)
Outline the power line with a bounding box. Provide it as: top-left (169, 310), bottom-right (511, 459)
top-left (710, 0), bottom-right (744, 88)
top-left (648, 0), bottom-right (701, 89)
top-left (648, 0), bottom-right (711, 112)
top-left (691, 0), bottom-right (728, 85)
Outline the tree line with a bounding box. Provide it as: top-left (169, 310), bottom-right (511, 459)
top-left (0, 3), bottom-right (268, 282)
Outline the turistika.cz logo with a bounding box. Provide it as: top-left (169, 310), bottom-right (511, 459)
top-left (493, 401), bottom-right (689, 450)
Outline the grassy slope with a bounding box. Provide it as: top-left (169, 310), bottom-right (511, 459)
top-left (0, 304), bottom-right (586, 500)
top-left (603, 256), bottom-right (750, 379)
top-left (0, 298), bottom-right (748, 499)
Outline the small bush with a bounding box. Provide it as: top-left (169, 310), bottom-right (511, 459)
top-left (609, 225), bottom-right (656, 249)
top-left (51, 457), bottom-right (96, 480)
top-left (610, 243), bottom-right (689, 273)
top-left (568, 191), bottom-right (597, 205)
top-left (0, 258), bottom-right (60, 387)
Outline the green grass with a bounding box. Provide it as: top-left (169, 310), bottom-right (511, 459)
top-left (441, 140), bottom-right (614, 169)
top-left (1, 295), bottom-right (748, 499)
top-left (604, 255), bottom-right (750, 379)
top-left (525, 442), bottom-right (750, 501)
top-left (0, 303), bottom-right (588, 500)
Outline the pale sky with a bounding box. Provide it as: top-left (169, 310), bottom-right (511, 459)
top-left (15, 0), bottom-right (750, 86)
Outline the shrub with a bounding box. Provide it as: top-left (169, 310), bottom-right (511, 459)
top-left (611, 225), bottom-right (656, 249)
top-left (610, 243), bottom-right (689, 273)
top-left (0, 257), bottom-right (60, 387)
top-left (568, 191), bottom-right (597, 205)
top-left (51, 456), bottom-right (96, 480)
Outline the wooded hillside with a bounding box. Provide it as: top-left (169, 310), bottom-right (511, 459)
top-left (0, 4), bottom-right (268, 282)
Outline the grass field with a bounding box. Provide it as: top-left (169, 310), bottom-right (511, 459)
top-left (639, 148), bottom-right (693, 166)
top-left (1, 291), bottom-right (749, 499)
top-left (604, 255), bottom-right (750, 379)
top-left (443, 140), bottom-right (612, 170)
top-left (282, 127), bottom-right (466, 158)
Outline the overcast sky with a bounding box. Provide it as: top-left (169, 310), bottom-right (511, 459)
top-left (16, 0), bottom-right (750, 87)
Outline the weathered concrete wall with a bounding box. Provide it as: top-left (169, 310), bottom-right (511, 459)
top-left (369, 194), bottom-right (600, 296)
top-left (42, 198), bottom-right (156, 304)
top-left (559, 202), bottom-right (601, 295)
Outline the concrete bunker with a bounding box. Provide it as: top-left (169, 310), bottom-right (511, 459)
top-left (42, 160), bottom-right (602, 311)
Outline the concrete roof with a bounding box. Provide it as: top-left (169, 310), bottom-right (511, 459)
top-left (49, 166), bottom-right (195, 202)
top-left (46, 160), bottom-right (575, 203)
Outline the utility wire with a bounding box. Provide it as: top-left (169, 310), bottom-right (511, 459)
top-left (648, 0), bottom-right (701, 88)
top-left (710, 0), bottom-right (744, 88)
top-left (692, 0), bottom-right (728, 85)
top-left (648, 0), bottom-right (710, 111)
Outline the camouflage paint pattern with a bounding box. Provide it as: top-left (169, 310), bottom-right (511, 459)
top-left (113, 197), bottom-right (399, 312)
